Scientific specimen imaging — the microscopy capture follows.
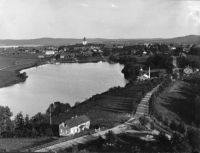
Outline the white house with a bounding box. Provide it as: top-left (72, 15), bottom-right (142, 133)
top-left (45, 51), bottom-right (55, 56)
top-left (60, 55), bottom-right (65, 59)
top-left (59, 115), bottom-right (90, 136)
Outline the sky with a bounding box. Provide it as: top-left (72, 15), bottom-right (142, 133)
top-left (0, 0), bottom-right (200, 39)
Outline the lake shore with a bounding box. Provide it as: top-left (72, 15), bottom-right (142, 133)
top-left (0, 60), bottom-right (127, 120)
top-left (0, 57), bottom-right (108, 89)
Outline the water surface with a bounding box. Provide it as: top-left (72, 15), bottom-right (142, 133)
top-left (0, 62), bottom-right (127, 118)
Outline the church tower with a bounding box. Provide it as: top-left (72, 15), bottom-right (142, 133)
top-left (83, 37), bottom-right (87, 45)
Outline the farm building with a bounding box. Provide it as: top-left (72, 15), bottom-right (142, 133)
top-left (59, 115), bottom-right (90, 136)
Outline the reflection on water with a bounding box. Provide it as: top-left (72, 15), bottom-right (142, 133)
top-left (0, 62), bottom-right (127, 118)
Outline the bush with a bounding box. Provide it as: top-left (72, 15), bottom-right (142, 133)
top-left (187, 128), bottom-right (200, 151)
top-left (45, 128), bottom-right (53, 137)
top-left (171, 132), bottom-right (192, 152)
top-left (96, 135), bottom-right (105, 149)
top-left (139, 116), bottom-right (149, 126)
top-left (157, 113), bottom-right (164, 122)
top-left (0, 148), bottom-right (7, 152)
top-left (105, 130), bottom-right (117, 145)
top-left (163, 118), bottom-right (169, 126)
top-left (170, 120), bottom-right (178, 131)
top-left (150, 122), bottom-right (155, 130)
top-left (31, 128), bottom-right (39, 138)
top-left (178, 122), bottom-right (187, 134)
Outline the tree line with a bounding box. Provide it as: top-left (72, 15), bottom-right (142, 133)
top-left (0, 101), bottom-right (72, 138)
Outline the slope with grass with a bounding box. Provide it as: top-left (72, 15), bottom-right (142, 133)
top-left (152, 75), bottom-right (200, 151)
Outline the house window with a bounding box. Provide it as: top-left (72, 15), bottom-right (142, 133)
top-left (60, 129), bottom-right (63, 134)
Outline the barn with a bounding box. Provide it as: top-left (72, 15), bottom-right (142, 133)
top-left (59, 115), bottom-right (90, 136)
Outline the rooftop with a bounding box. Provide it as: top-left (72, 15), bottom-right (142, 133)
top-left (63, 115), bottom-right (90, 128)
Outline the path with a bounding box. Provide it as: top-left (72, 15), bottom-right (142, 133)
top-left (172, 56), bottom-right (177, 68)
top-left (34, 85), bottom-right (161, 152)
top-left (172, 55), bottom-right (181, 76)
top-left (135, 86), bottom-right (160, 118)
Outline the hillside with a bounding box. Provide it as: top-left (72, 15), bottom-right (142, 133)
top-left (157, 35), bottom-right (200, 44)
top-left (0, 35), bottom-right (199, 46)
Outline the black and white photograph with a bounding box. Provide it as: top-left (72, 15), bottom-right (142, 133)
top-left (0, 0), bottom-right (200, 152)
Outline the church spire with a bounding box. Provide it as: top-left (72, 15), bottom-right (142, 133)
top-left (83, 37), bottom-right (87, 45)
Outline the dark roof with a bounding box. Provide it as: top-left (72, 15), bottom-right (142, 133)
top-left (63, 115), bottom-right (90, 128)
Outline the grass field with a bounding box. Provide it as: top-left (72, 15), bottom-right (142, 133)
top-left (0, 55), bottom-right (37, 69)
top-left (0, 137), bottom-right (56, 151)
top-left (154, 76), bottom-right (200, 126)
top-left (0, 54), bottom-right (39, 88)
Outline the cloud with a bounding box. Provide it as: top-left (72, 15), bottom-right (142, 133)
top-left (111, 4), bottom-right (117, 8)
top-left (81, 3), bottom-right (89, 7)
top-left (189, 9), bottom-right (200, 26)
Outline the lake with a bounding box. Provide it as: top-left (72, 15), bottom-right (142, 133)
top-left (0, 62), bottom-right (127, 118)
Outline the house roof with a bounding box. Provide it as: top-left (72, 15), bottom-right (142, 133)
top-left (63, 115), bottom-right (90, 128)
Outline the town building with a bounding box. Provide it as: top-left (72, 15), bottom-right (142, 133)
top-left (45, 51), bottom-right (55, 56)
top-left (59, 115), bottom-right (90, 136)
top-left (38, 55), bottom-right (44, 59)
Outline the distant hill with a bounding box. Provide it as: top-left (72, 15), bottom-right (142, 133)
top-left (0, 35), bottom-right (199, 46)
top-left (157, 35), bottom-right (200, 44)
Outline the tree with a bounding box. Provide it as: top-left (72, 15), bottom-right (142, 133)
top-left (108, 55), bottom-right (117, 62)
top-left (170, 120), bottom-right (178, 131)
top-left (24, 114), bottom-right (29, 128)
top-left (178, 121), bottom-right (187, 134)
top-left (74, 102), bottom-right (80, 107)
top-left (156, 132), bottom-right (171, 151)
top-left (55, 54), bottom-right (60, 60)
top-left (171, 132), bottom-right (191, 152)
top-left (157, 113), bottom-right (164, 122)
top-left (139, 116), bottom-right (149, 126)
top-left (32, 112), bottom-right (45, 124)
top-left (163, 118), bottom-right (169, 126)
top-left (14, 112), bottom-right (24, 130)
top-left (103, 49), bottom-right (110, 56)
top-left (0, 106), bottom-right (13, 133)
top-left (31, 128), bottom-right (38, 138)
top-left (72, 145), bottom-right (79, 153)
top-left (121, 63), bottom-right (137, 79)
top-left (23, 128), bottom-right (32, 137)
top-left (45, 128), bottom-right (53, 137)
top-left (187, 127), bottom-right (200, 151)
top-left (96, 135), bottom-right (105, 149)
top-left (105, 130), bottom-right (117, 145)
top-left (194, 96), bottom-right (200, 127)
top-left (46, 102), bottom-right (71, 117)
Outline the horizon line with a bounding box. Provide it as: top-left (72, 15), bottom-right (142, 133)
top-left (0, 34), bottom-right (199, 40)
